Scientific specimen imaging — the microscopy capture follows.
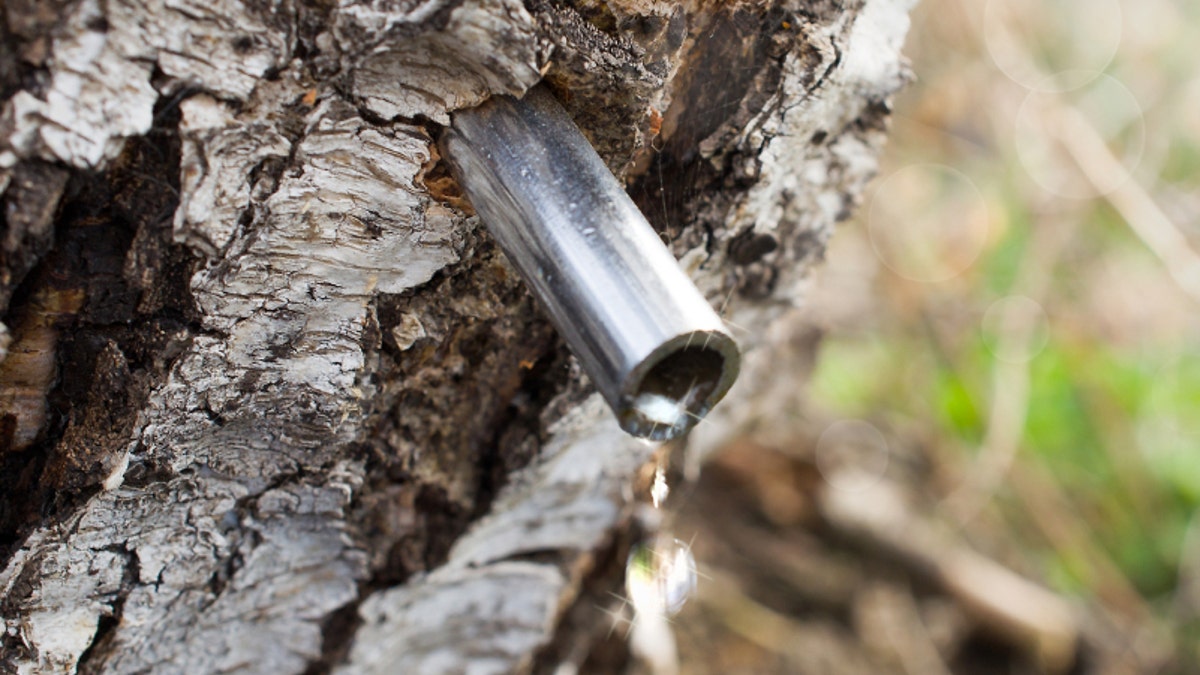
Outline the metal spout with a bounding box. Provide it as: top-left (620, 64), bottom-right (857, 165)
top-left (441, 85), bottom-right (740, 440)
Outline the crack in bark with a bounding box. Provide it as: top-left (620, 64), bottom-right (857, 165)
top-left (0, 91), bottom-right (195, 568)
top-left (74, 544), bottom-right (138, 675)
top-left (302, 323), bottom-right (573, 671)
top-left (528, 527), bottom-right (640, 674)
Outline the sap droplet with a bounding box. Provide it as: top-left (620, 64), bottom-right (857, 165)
top-left (625, 538), bottom-right (697, 616)
top-left (650, 465), bottom-right (669, 508)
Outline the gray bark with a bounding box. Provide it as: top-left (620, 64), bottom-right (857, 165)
top-left (0, 0), bottom-right (913, 672)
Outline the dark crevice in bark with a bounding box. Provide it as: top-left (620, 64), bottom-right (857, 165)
top-left (627, 3), bottom-right (800, 295)
top-left (0, 91), bottom-right (198, 569)
top-left (353, 104), bottom-right (402, 129)
top-left (528, 0), bottom-right (667, 170)
top-left (530, 527), bottom-right (642, 675)
top-left (0, 0), bottom-right (73, 105)
top-left (0, 161), bottom-right (70, 316)
top-left (300, 233), bottom-right (590, 667)
top-left (75, 544), bottom-right (139, 675)
top-left (305, 358), bottom-right (575, 672)
top-left (295, 0), bottom-right (341, 80)
top-left (0, 445), bottom-right (49, 562)
top-left (302, 600), bottom-right (362, 675)
top-left (302, 240), bottom-right (580, 670)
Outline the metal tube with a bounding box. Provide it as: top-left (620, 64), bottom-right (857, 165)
top-left (441, 85), bottom-right (740, 440)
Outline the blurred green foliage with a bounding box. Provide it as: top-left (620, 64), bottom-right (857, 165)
top-left (801, 1), bottom-right (1200, 665)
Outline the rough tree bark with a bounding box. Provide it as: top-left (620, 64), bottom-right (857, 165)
top-left (0, 0), bottom-right (914, 672)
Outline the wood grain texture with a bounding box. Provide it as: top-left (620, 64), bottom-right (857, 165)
top-left (336, 0), bottom-right (543, 123)
top-left (0, 0), bottom-right (915, 672)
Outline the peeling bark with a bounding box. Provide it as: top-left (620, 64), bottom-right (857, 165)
top-left (0, 0), bottom-right (914, 673)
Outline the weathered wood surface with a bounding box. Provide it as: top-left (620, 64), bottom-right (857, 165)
top-left (0, 0), bottom-right (914, 672)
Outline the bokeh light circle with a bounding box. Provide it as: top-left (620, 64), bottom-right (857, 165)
top-left (983, 0), bottom-right (1123, 92)
top-left (1014, 73), bottom-right (1146, 199)
top-left (980, 295), bottom-right (1050, 364)
top-left (815, 419), bottom-right (890, 492)
top-left (867, 163), bottom-right (991, 283)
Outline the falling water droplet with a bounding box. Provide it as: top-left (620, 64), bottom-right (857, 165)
top-left (625, 537), bottom-right (697, 616)
top-left (650, 465), bottom-right (669, 508)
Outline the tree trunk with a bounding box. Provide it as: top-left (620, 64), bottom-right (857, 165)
top-left (0, 0), bottom-right (913, 672)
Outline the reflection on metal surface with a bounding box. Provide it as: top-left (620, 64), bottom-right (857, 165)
top-left (442, 85), bottom-right (740, 440)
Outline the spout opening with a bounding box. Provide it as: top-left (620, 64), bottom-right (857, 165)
top-left (618, 331), bottom-right (740, 441)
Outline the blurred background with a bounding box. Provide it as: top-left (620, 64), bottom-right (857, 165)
top-left (622, 0), bottom-right (1200, 673)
